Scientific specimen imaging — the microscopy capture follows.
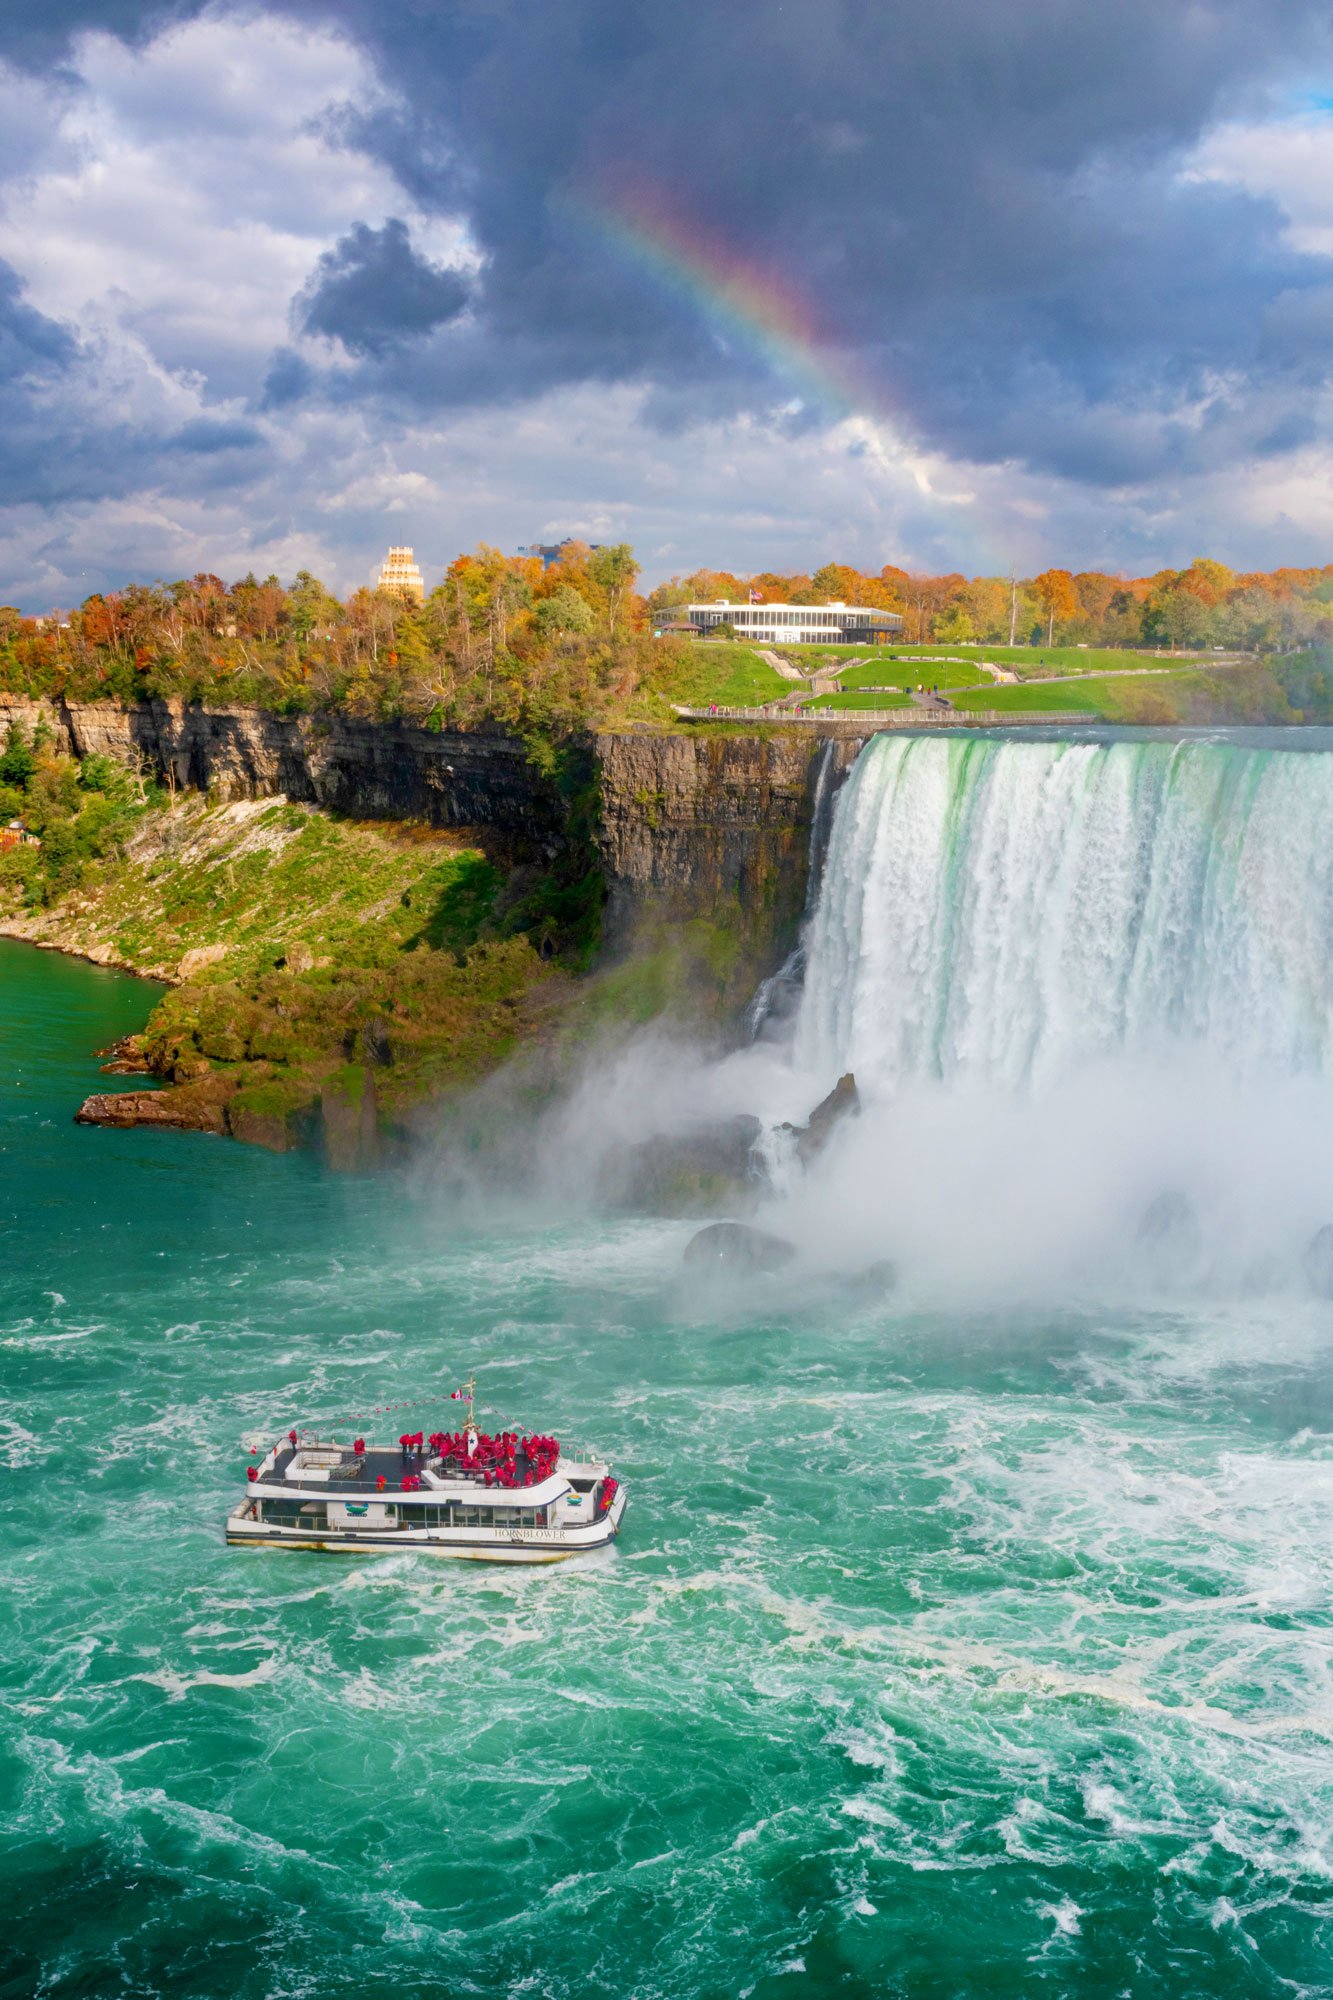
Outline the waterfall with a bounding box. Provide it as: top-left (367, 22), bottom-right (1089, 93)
top-left (795, 734), bottom-right (1333, 1091)
top-left (746, 737), bottom-right (842, 1042)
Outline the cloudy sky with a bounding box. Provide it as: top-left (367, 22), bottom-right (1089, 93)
top-left (1, 0), bottom-right (1332, 608)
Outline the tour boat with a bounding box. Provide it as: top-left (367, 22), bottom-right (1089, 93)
top-left (226, 1379), bottom-right (627, 1563)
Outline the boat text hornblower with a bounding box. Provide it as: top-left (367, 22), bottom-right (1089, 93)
top-left (227, 1381), bottom-right (627, 1563)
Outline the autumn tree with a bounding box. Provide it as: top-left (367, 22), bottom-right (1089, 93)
top-left (901, 574), bottom-right (965, 644)
top-left (810, 562), bottom-right (865, 603)
top-left (1177, 558), bottom-right (1235, 607)
top-left (647, 576), bottom-right (691, 619)
top-left (1073, 572), bottom-right (1120, 631)
top-left (1147, 585), bottom-right (1215, 650)
top-left (535, 585), bottom-right (595, 639)
top-left (960, 577), bottom-right (1012, 643)
top-left (1031, 568), bottom-right (1079, 645)
top-left (231, 573), bottom-right (288, 641)
top-left (752, 570), bottom-right (811, 602)
top-left (587, 543), bottom-right (640, 638)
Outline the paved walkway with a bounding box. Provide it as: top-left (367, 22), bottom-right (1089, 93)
top-left (673, 706), bottom-right (1099, 731)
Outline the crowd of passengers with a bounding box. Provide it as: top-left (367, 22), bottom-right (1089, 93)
top-left (385, 1428), bottom-right (562, 1492)
top-left (250, 1425), bottom-right (619, 1517)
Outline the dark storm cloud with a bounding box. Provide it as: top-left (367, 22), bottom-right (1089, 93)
top-left (3, 0), bottom-right (1333, 493)
top-left (0, 256), bottom-right (72, 379)
top-left (0, 255), bottom-right (92, 501)
top-left (292, 0), bottom-right (1333, 483)
top-left (297, 218), bottom-right (470, 357)
top-left (0, 0), bottom-right (178, 66)
top-left (172, 415), bottom-right (265, 453)
top-left (0, 252), bottom-right (270, 508)
top-left (259, 346), bottom-right (313, 410)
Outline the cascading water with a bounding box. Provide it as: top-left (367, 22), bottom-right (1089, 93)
top-left (751, 729), bottom-right (1333, 1294)
top-left (795, 732), bottom-right (1333, 1091)
top-left (745, 736), bottom-right (842, 1041)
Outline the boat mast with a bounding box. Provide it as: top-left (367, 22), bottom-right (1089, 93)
top-left (457, 1372), bottom-right (477, 1439)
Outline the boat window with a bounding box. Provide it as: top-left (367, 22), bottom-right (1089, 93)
top-left (260, 1500), bottom-right (328, 1528)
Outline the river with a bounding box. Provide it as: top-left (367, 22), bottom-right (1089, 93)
top-left (4, 730), bottom-right (1333, 1998)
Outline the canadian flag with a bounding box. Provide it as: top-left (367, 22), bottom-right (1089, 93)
top-left (450, 1387), bottom-right (467, 1400)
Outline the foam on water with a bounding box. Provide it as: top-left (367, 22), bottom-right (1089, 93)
top-left (6, 741), bottom-right (1333, 1997)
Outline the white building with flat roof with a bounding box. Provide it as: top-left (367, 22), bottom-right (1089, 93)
top-left (678, 600), bottom-right (901, 644)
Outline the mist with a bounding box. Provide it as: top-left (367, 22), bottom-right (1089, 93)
top-left (417, 729), bottom-right (1333, 1312)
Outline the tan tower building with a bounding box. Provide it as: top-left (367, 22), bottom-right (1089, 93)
top-left (377, 546), bottom-right (425, 604)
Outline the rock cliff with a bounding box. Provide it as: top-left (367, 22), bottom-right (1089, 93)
top-left (594, 729), bottom-right (864, 967)
top-left (1, 695), bottom-right (569, 857)
top-left (2, 695), bottom-right (867, 988)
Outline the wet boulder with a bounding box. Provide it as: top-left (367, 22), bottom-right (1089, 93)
top-left (835, 1258), bottom-right (898, 1302)
top-left (602, 1116), bottom-right (763, 1216)
top-left (682, 1221), bottom-right (797, 1273)
top-left (1136, 1189), bottom-right (1202, 1284)
top-left (1138, 1190), bottom-right (1197, 1243)
top-left (781, 1072), bottom-right (861, 1166)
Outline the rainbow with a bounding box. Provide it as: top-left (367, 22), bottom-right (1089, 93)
top-left (575, 186), bottom-right (893, 425)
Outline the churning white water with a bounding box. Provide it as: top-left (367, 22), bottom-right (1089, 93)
top-left (754, 732), bottom-right (1333, 1295)
top-left (795, 733), bottom-right (1333, 1091)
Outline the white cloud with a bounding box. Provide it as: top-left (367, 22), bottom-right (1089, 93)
top-left (1186, 110), bottom-right (1333, 259)
top-left (0, 10), bottom-right (471, 400)
top-left (8, 370), bottom-right (1333, 614)
top-left (0, 12), bottom-right (1330, 609)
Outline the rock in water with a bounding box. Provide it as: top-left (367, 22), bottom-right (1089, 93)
top-left (602, 1116), bottom-right (763, 1216)
top-left (780, 1072), bottom-right (860, 1166)
top-left (75, 1085), bottom-right (230, 1135)
top-left (1136, 1189), bottom-right (1201, 1284)
top-left (1305, 1223), bottom-right (1333, 1297)
top-left (1138, 1190), bottom-right (1196, 1243)
top-left (836, 1258), bottom-right (898, 1302)
top-left (682, 1222), bottom-right (796, 1273)
top-left (94, 1032), bottom-right (151, 1076)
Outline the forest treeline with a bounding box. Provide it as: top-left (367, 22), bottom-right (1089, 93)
top-left (652, 557), bottom-right (1333, 651)
top-left (2, 544), bottom-right (1331, 729)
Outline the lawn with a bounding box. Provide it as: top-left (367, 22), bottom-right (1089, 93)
top-left (776, 642), bottom-right (900, 660)
top-left (808, 688), bottom-right (980, 712)
top-left (812, 671), bottom-right (1195, 719)
top-left (949, 678), bottom-right (1127, 714)
top-left (835, 659), bottom-right (992, 694)
top-left (651, 644), bottom-right (794, 708)
top-left (882, 643), bottom-right (1219, 677)
top-left (951, 667), bottom-right (1272, 721)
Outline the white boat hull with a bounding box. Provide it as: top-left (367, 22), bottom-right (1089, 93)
top-left (226, 1487), bottom-right (627, 1562)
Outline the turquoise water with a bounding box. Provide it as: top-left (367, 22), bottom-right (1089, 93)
top-left (4, 933), bottom-right (1333, 1998)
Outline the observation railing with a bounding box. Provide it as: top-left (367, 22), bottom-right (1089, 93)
top-left (672, 706), bottom-right (1101, 728)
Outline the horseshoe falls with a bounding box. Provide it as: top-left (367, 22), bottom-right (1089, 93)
top-left (6, 734), bottom-right (1333, 2000)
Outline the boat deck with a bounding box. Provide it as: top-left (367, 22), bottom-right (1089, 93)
top-left (259, 1443), bottom-right (570, 1492)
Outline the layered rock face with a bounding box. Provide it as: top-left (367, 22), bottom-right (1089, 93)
top-left (3, 695), bottom-right (867, 983)
top-left (594, 729), bottom-right (865, 957)
top-left (2, 696), bottom-right (568, 857)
